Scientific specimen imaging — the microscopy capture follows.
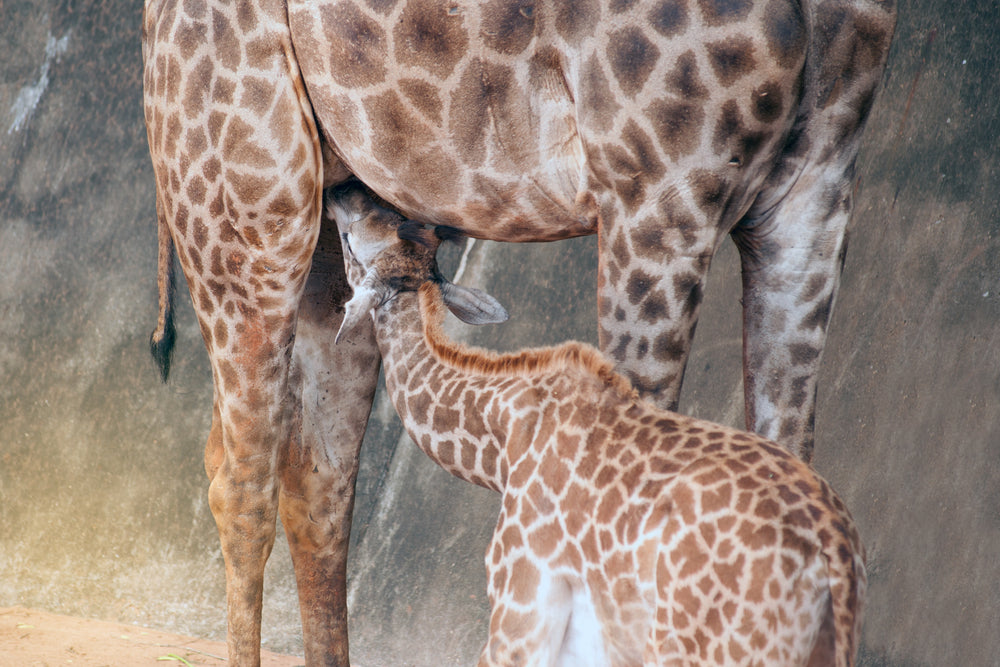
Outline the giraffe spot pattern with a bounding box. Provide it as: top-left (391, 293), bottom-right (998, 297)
top-left (222, 117), bottom-right (276, 168)
top-left (712, 100), bottom-right (767, 164)
top-left (652, 329), bottom-right (687, 362)
top-left (399, 78), bottom-right (444, 124)
top-left (366, 0), bottom-right (400, 14)
top-left (648, 0), bottom-right (689, 38)
top-left (638, 290), bottom-right (669, 323)
top-left (687, 168), bottom-right (729, 214)
top-left (697, 0), bottom-right (752, 26)
top-left (607, 26), bottom-right (660, 98)
top-left (553, 0), bottom-right (599, 42)
top-left (706, 35), bottom-right (757, 86)
top-left (228, 171), bottom-right (272, 205)
top-left (449, 59), bottom-right (522, 168)
top-left (395, 0), bottom-right (469, 79)
top-left (481, 0), bottom-right (536, 55)
top-left (211, 8), bottom-right (241, 70)
top-left (646, 98), bottom-right (705, 161)
top-left (184, 127), bottom-right (208, 161)
top-left (235, 0), bottom-right (258, 33)
top-left (212, 76), bottom-right (235, 105)
top-left (580, 54), bottom-right (622, 133)
top-left (322, 2), bottom-right (387, 87)
top-left (183, 56), bottom-right (214, 119)
top-left (182, 0), bottom-right (206, 20)
top-left (241, 76), bottom-right (277, 116)
top-left (763, 0), bottom-right (807, 69)
top-left (605, 120), bottom-right (666, 212)
top-left (752, 79), bottom-right (785, 123)
top-left (175, 18), bottom-right (207, 61)
top-left (673, 271), bottom-right (704, 318)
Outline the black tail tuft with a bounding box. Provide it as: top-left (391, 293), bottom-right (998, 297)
top-left (151, 200), bottom-right (178, 383)
top-left (150, 314), bottom-right (176, 383)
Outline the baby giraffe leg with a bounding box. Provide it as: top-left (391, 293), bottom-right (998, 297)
top-left (478, 512), bottom-right (574, 667)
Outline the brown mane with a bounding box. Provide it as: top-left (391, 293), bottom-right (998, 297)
top-left (419, 283), bottom-right (639, 400)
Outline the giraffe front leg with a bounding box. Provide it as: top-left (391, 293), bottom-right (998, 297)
top-left (734, 173), bottom-right (853, 462)
top-left (279, 220), bottom-right (381, 667)
top-left (477, 506), bottom-right (575, 667)
top-left (597, 210), bottom-right (720, 411)
top-left (478, 575), bottom-right (575, 667)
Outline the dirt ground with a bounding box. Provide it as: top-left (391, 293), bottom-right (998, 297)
top-left (0, 608), bottom-right (303, 667)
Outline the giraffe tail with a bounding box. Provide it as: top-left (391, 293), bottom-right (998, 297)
top-left (149, 204), bottom-right (176, 383)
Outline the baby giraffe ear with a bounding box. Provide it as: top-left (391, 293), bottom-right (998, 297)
top-left (440, 281), bottom-right (509, 326)
top-left (336, 280), bottom-right (382, 344)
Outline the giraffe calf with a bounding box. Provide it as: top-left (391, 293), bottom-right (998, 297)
top-left (331, 184), bottom-right (866, 667)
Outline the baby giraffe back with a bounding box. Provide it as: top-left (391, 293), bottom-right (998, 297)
top-left (477, 369), bottom-right (863, 667)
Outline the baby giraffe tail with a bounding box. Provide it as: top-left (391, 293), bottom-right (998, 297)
top-left (149, 204), bottom-right (176, 382)
top-left (808, 536), bottom-right (866, 667)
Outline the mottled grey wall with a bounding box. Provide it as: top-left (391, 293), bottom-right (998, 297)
top-left (0, 1), bottom-right (997, 665)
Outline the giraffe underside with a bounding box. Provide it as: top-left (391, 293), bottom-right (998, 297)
top-left (288, 0), bottom-right (895, 240)
top-left (291, 0), bottom-right (810, 239)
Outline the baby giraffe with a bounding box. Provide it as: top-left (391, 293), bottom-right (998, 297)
top-left (330, 184), bottom-right (865, 667)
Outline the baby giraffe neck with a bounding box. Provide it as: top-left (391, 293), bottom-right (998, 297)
top-left (372, 282), bottom-right (641, 494)
top-left (372, 283), bottom-right (508, 492)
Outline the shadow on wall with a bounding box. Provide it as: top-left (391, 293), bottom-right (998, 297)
top-left (1, 0), bottom-right (998, 665)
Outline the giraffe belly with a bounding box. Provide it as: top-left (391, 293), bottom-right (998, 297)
top-left (320, 105), bottom-right (597, 242)
top-left (288, 0), bottom-right (601, 242)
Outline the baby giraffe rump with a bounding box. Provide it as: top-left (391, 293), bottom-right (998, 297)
top-left (331, 184), bottom-right (865, 667)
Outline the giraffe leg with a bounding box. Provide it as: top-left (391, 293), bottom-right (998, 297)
top-left (733, 176), bottom-right (851, 462)
top-left (477, 576), bottom-right (574, 667)
top-left (159, 185), bottom-right (313, 667)
top-left (733, 0), bottom-right (895, 462)
top-left (477, 508), bottom-right (575, 667)
top-left (142, 0), bottom-right (346, 659)
top-left (597, 206), bottom-right (721, 411)
top-left (279, 217), bottom-right (381, 667)
top-left (200, 302), bottom-right (303, 666)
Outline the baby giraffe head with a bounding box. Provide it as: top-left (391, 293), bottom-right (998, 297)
top-left (327, 183), bottom-right (508, 343)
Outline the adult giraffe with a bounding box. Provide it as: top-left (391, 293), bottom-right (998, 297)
top-left (142, 0), bottom-right (895, 664)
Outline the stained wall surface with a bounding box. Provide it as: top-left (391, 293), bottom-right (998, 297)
top-left (1, 1), bottom-right (997, 665)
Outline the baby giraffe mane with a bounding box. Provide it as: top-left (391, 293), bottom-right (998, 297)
top-left (419, 283), bottom-right (639, 400)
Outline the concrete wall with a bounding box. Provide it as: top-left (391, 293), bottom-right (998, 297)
top-left (1, 0), bottom-right (996, 664)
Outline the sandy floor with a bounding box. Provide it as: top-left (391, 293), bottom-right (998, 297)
top-left (0, 607), bottom-right (303, 666)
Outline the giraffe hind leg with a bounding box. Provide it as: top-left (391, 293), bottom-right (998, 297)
top-left (805, 590), bottom-right (837, 667)
top-left (278, 209), bottom-right (381, 667)
top-left (479, 514), bottom-right (578, 667)
top-left (478, 581), bottom-right (575, 667)
top-left (734, 0), bottom-right (896, 460)
top-left (554, 581), bottom-right (607, 667)
top-left (733, 170), bottom-right (852, 461)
